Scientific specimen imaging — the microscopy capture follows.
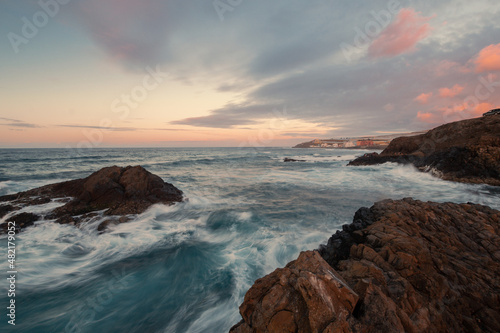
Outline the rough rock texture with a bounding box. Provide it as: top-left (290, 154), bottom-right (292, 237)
top-left (231, 198), bottom-right (500, 333)
top-left (348, 115), bottom-right (500, 186)
top-left (230, 251), bottom-right (359, 333)
top-left (0, 166), bottom-right (183, 231)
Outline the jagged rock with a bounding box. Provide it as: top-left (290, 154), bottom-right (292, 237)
top-left (230, 251), bottom-right (359, 333)
top-left (232, 199), bottom-right (500, 333)
top-left (0, 166), bottom-right (183, 232)
top-left (348, 115), bottom-right (500, 186)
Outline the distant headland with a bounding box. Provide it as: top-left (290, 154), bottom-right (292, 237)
top-left (293, 131), bottom-right (428, 149)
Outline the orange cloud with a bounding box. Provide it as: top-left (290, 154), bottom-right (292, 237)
top-left (416, 111), bottom-right (441, 123)
top-left (414, 92), bottom-right (433, 104)
top-left (438, 84), bottom-right (464, 98)
top-left (474, 102), bottom-right (495, 116)
top-left (474, 43), bottom-right (500, 73)
top-left (368, 8), bottom-right (433, 58)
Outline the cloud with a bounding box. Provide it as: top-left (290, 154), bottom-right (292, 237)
top-left (4, 0), bottom-right (500, 141)
top-left (4, 123), bottom-right (41, 128)
top-left (474, 102), bottom-right (496, 116)
top-left (0, 118), bottom-right (41, 128)
top-left (0, 117), bottom-right (22, 123)
top-left (171, 103), bottom-right (279, 128)
top-left (57, 124), bottom-right (190, 132)
top-left (368, 8), bottom-right (433, 58)
top-left (57, 124), bottom-right (138, 131)
top-left (414, 92), bottom-right (433, 104)
top-left (474, 43), bottom-right (500, 73)
top-left (416, 111), bottom-right (441, 123)
top-left (438, 84), bottom-right (464, 98)
top-left (75, 0), bottom-right (173, 68)
top-left (434, 60), bottom-right (471, 76)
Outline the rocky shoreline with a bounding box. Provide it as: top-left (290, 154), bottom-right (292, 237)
top-left (230, 198), bottom-right (500, 332)
top-left (2, 159), bottom-right (499, 332)
top-left (0, 166), bottom-right (183, 233)
top-left (348, 115), bottom-right (500, 186)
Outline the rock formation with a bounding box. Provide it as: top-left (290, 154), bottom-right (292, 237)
top-left (348, 115), bottom-right (500, 186)
top-left (231, 198), bottom-right (500, 332)
top-left (0, 166), bottom-right (183, 233)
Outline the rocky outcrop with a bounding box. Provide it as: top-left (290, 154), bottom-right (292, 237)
top-left (0, 166), bottom-right (183, 232)
top-left (348, 115), bottom-right (500, 186)
top-left (231, 251), bottom-right (359, 333)
top-left (231, 198), bottom-right (500, 333)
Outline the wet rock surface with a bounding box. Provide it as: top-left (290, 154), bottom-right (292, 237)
top-left (231, 198), bottom-right (500, 333)
top-left (348, 115), bottom-right (500, 186)
top-left (2, 212), bottom-right (40, 233)
top-left (0, 166), bottom-right (183, 232)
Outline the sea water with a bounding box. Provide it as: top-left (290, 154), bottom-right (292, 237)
top-left (0, 148), bottom-right (498, 332)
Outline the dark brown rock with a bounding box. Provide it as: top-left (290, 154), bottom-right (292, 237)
top-left (0, 204), bottom-right (17, 218)
top-left (348, 115), bottom-right (500, 186)
top-left (284, 158), bottom-right (307, 162)
top-left (0, 166), bottom-right (183, 232)
top-left (47, 165), bottom-right (183, 219)
top-left (232, 199), bottom-right (500, 333)
top-left (3, 212), bottom-right (40, 233)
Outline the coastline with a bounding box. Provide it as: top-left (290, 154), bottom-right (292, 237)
top-left (231, 115), bottom-right (500, 332)
top-left (230, 198), bottom-right (500, 332)
top-left (1, 147), bottom-right (499, 332)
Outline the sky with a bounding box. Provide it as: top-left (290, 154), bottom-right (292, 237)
top-left (1, 0), bottom-right (500, 148)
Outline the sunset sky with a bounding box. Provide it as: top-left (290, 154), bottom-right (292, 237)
top-left (1, 0), bottom-right (500, 148)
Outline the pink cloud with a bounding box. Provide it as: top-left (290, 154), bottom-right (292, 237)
top-left (474, 43), bottom-right (500, 73)
top-left (438, 84), bottom-right (464, 98)
top-left (77, 0), bottom-right (170, 67)
top-left (416, 111), bottom-right (439, 123)
top-left (416, 104), bottom-right (468, 124)
top-left (434, 60), bottom-right (471, 76)
top-left (414, 92), bottom-right (433, 104)
top-left (368, 8), bottom-right (433, 58)
top-left (474, 102), bottom-right (495, 116)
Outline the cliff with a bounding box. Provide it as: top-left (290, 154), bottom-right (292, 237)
top-left (348, 115), bottom-right (500, 186)
top-left (230, 198), bottom-right (500, 333)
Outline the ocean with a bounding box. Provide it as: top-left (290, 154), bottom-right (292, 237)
top-left (0, 147), bottom-right (498, 333)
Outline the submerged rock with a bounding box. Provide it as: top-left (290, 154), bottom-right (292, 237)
top-left (0, 166), bottom-right (183, 232)
top-left (231, 198), bottom-right (500, 332)
top-left (284, 158), bottom-right (307, 162)
top-left (348, 115), bottom-right (500, 186)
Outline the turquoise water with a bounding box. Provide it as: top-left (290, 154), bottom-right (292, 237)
top-left (0, 148), bottom-right (498, 332)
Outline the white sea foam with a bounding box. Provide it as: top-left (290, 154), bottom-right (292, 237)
top-left (1, 147), bottom-right (498, 333)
